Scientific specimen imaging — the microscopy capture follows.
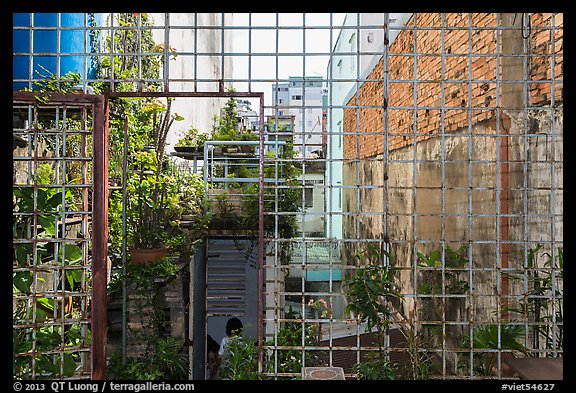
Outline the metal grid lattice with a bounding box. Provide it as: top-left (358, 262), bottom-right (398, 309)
top-left (12, 93), bottom-right (108, 380)
top-left (13, 12), bottom-right (562, 380)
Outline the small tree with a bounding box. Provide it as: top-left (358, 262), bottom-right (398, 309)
top-left (344, 244), bottom-right (402, 350)
top-left (344, 244), bottom-right (403, 379)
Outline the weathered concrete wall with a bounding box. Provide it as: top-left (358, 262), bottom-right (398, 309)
top-left (342, 106), bottom-right (562, 374)
top-left (343, 106), bottom-right (563, 326)
top-left (340, 15), bottom-right (564, 357)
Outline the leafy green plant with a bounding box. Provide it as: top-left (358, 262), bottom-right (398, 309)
top-left (307, 298), bottom-right (329, 318)
top-left (167, 170), bottom-right (211, 258)
top-left (344, 245), bottom-right (402, 350)
top-left (126, 151), bottom-right (183, 250)
top-left (211, 90), bottom-right (240, 141)
top-left (106, 352), bottom-right (163, 380)
top-left (265, 308), bottom-right (322, 378)
top-left (175, 127), bottom-right (202, 148)
top-left (212, 191), bottom-right (241, 229)
top-left (398, 327), bottom-right (436, 380)
top-left (14, 72), bottom-right (92, 378)
top-left (461, 323), bottom-right (528, 376)
top-left (417, 245), bottom-right (470, 295)
top-left (107, 257), bottom-right (188, 380)
top-left (502, 244), bottom-right (563, 353)
top-left (13, 177), bottom-right (88, 378)
top-left (97, 13), bottom-right (166, 93)
top-left (353, 352), bottom-right (397, 380)
top-left (219, 325), bottom-right (262, 380)
top-left (13, 312), bottom-right (87, 379)
top-left (151, 337), bottom-right (189, 380)
top-left (22, 65), bottom-right (82, 103)
top-left (343, 246), bottom-right (407, 379)
top-left (239, 130), bottom-right (258, 141)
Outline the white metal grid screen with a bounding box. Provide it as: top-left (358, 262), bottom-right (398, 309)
top-left (13, 12), bottom-right (563, 380)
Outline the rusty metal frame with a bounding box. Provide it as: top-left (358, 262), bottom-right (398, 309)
top-left (12, 91), bottom-right (109, 380)
top-left (103, 89), bottom-right (266, 375)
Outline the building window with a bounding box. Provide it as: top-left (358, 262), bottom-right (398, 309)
top-left (291, 95), bottom-right (302, 100)
top-left (305, 188), bottom-right (313, 208)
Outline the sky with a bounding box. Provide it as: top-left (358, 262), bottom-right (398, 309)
top-left (229, 13), bottom-right (347, 107)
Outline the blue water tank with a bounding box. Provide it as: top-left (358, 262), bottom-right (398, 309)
top-left (13, 13), bottom-right (105, 91)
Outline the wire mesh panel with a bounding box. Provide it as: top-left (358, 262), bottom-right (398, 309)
top-left (257, 12), bottom-right (563, 380)
top-left (12, 92), bottom-right (108, 379)
top-left (12, 12), bottom-right (562, 380)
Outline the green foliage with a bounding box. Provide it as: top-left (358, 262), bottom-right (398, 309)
top-left (219, 327), bottom-right (262, 380)
top-left (22, 66), bottom-right (82, 103)
top-left (344, 245), bottom-right (402, 349)
top-left (175, 127), bottom-right (202, 147)
top-left (151, 337), bottom-right (189, 379)
top-left (13, 167), bottom-right (83, 297)
top-left (14, 72), bottom-right (91, 378)
top-left (265, 309), bottom-right (322, 377)
top-left (106, 352), bottom-right (163, 380)
top-left (211, 90), bottom-right (241, 141)
top-left (343, 246), bottom-right (405, 378)
top-left (461, 323), bottom-right (527, 376)
top-left (501, 244), bottom-right (563, 353)
top-left (239, 130), bottom-right (259, 141)
top-left (13, 303), bottom-right (89, 379)
top-left (107, 258), bottom-right (189, 380)
top-left (398, 327), bottom-right (435, 380)
top-left (235, 143), bottom-right (300, 264)
top-left (353, 352), bottom-right (397, 380)
top-left (463, 324), bottom-right (527, 353)
top-left (417, 245), bottom-right (470, 295)
top-left (126, 151), bottom-right (182, 249)
top-left (417, 249), bottom-right (441, 268)
top-left (97, 13), bottom-right (165, 93)
top-left (107, 337), bottom-right (187, 380)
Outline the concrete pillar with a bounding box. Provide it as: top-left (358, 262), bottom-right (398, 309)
top-left (501, 13), bottom-right (527, 110)
top-left (500, 13), bottom-right (528, 318)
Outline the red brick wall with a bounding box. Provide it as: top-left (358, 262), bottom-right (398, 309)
top-left (343, 13), bottom-right (563, 160)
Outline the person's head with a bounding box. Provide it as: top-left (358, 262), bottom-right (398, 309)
top-left (225, 317), bottom-right (243, 337)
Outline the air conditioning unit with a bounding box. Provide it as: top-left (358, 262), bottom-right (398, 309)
top-left (302, 367), bottom-right (345, 380)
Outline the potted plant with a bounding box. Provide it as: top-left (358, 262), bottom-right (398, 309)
top-left (239, 130), bottom-right (258, 153)
top-left (126, 151), bottom-right (183, 264)
top-left (174, 127), bottom-right (208, 154)
top-left (126, 98), bottom-right (184, 265)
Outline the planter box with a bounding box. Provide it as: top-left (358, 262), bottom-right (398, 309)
top-left (240, 145), bottom-right (255, 154)
top-left (174, 146), bottom-right (197, 153)
top-left (129, 247), bottom-right (169, 265)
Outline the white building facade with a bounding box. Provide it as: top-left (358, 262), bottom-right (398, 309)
top-left (325, 13), bottom-right (412, 240)
top-left (150, 13), bottom-right (235, 157)
top-left (272, 76), bottom-right (325, 158)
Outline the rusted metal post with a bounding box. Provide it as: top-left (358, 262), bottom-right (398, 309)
top-left (91, 95), bottom-right (109, 380)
